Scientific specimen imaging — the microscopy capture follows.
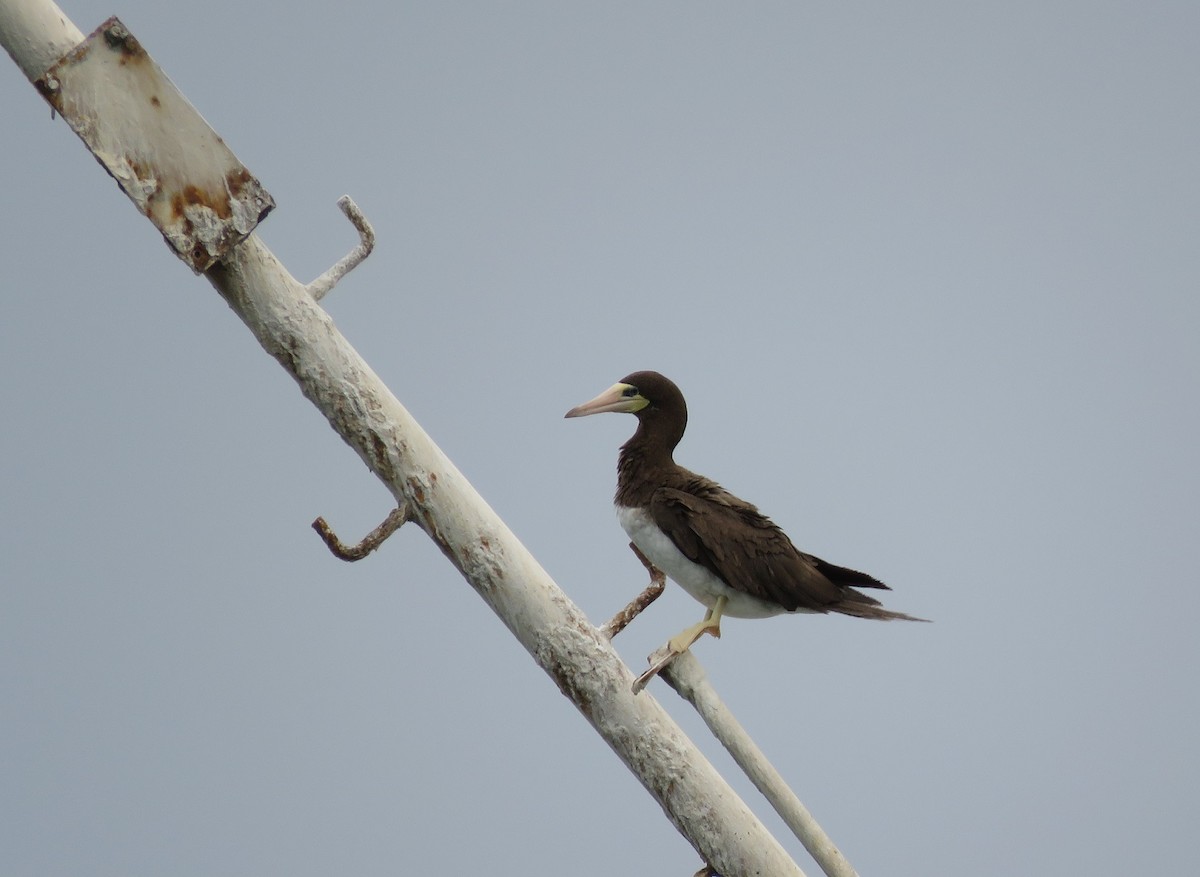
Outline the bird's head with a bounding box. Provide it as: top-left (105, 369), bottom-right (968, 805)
top-left (564, 371), bottom-right (685, 418)
top-left (565, 371), bottom-right (688, 451)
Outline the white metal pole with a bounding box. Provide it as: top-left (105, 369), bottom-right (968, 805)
top-left (207, 233), bottom-right (808, 877)
top-left (665, 654), bottom-right (860, 877)
top-left (1, 6), bottom-right (809, 873)
top-left (0, 0), bottom-right (82, 82)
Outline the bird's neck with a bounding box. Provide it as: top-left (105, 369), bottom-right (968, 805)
top-left (615, 422), bottom-right (678, 507)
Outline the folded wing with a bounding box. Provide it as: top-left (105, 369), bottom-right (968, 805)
top-left (649, 484), bottom-right (892, 614)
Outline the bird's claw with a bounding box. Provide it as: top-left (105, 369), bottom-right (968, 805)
top-left (632, 644), bottom-right (679, 693)
top-left (633, 611), bottom-right (723, 692)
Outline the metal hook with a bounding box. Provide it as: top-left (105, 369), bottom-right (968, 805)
top-left (600, 543), bottom-right (666, 639)
top-left (312, 504), bottom-right (409, 561)
top-left (308, 196), bottom-right (376, 301)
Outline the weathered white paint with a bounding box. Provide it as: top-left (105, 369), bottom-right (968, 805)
top-left (206, 233), bottom-right (808, 877)
top-left (1, 5), bottom-right (816, 873)
top-left (34, 17), bottom-right (273, 271)
top-left (665, 653), bottom-right (859, 877)
top-left (307, 196), bottom-right (375, 301)
top-left (0, 0), bottom-right (82, 82)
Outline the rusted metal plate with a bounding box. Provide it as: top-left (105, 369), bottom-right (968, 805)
top-left (36, 17), bottom-right (274, 272)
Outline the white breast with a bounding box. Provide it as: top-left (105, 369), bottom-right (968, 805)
top-left (616, 505), bottom-right (790, 619)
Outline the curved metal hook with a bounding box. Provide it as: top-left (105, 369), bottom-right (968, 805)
top-left (308, 196), bottom-right (376, 301)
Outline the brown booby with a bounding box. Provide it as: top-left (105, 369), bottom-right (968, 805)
top-left (566, 371), bottom-right (927, 657)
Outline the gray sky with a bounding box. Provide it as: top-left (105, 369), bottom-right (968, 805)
top-left (3, 2), bottom-right (1197, 875)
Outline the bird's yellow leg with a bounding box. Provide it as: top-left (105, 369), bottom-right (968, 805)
top-left (667, 595), bottom-right (728, 655)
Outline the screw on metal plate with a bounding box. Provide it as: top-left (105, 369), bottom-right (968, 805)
top-left (103, 21), bottom-right (129, 45)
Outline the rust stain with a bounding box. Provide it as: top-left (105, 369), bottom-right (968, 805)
top-left (366, 432), bottom-right (397, 483)
top-left (224, 167), bottom-right (252, 199)
top-left (104, 21), bottom-right (148, 63)
top-left (170, 184), bottom-right (232, 220)
top-left (124, 156), bottom-right (162, 201)
top-left (34, 15), bottom-right (273, 272)
top-left (34, 78), bottom-right (65, 113)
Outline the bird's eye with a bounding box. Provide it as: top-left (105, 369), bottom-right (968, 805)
top-left (622, 386), bottom-right (639, 398)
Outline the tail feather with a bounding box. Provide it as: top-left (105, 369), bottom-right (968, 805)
top-left (834, 587), bottom-right (931, 622)
top-left (813, 557), bottom-right (891, 591)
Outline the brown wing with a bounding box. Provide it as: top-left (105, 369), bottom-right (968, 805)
top-left (648, 484), bottom-right (886, 612)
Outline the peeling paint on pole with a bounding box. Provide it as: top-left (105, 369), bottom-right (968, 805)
top-left (35, 17), bottom-right (273, 272)
top-left (4, 5), bottom-right (810, 873)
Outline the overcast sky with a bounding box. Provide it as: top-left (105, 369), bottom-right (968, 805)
top-left (3, 3), bottom-right (1198, 875)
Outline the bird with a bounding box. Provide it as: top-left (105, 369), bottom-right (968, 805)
top-left (565, 370), bottom-right (927, 658)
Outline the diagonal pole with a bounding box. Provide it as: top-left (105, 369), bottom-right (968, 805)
top-left (663, 653), bottom-right (859, 877)
top-left (2, 4), bottom-right (809, 874)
